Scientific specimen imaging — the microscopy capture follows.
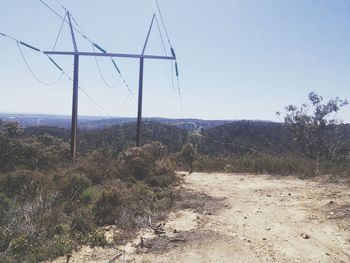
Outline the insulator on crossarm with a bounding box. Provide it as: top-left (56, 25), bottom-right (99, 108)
top-left (19, 41), bottom-right (41, 52)
top-left (175, 62), bottom-right (179, 77)
top-left (48, 57), bottom-right (63, 72)
top-left (93, 43), bottom-right (107, 54)
top-left (111, 59), bottom-right (121, 74)
top-left (170, 47), bottom-right (176, 59)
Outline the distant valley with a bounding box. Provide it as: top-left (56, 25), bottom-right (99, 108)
top-left (0, 113), bottom-right (234, 131)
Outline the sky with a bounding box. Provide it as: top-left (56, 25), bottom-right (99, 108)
top-left (1, 0), bottom-right (350, 122)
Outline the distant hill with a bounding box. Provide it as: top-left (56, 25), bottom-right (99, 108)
top-left (19, 118), bottom-right (350, 157)
top-left (195, 120), bottom-right (350, 156)
top-left (25, 121), bottom-right (188, 154)
top-left (196, 121), bottom-right (296, 156)
top-left (0, 113), bottom-right (231, 131)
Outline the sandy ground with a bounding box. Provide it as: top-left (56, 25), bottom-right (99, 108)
top-left (52, 173), bottom-right (350, 263)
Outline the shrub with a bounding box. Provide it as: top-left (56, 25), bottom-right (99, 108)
top-left (178, 143), bottom-right (198, 173)
top-left (88, 230), bottom-right (107, 247)
top-left (59, 173), bottom-right (92, 201)
top-left (147, 159), bottom-right (176, 187)
top-left (9, 235), bottom-right (30, 254)
top-left (0, 170), bottom-right (39, 201)
top-left (92, 189), bottom-right (123, 226)
top-left (0, 138), bottom-right (177, 262)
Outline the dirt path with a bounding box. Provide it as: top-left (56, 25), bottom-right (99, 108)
top-left (54, 173), bottom-right (350, 263)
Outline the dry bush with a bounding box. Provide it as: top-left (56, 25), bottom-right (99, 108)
top-left (0, 141), bottom-right (177, 262)
top-left (194, 154), bottom-right (314, 176)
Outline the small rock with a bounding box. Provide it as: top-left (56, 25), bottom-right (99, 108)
top-left (288, 193), bottom-right (291, 196)
top-left (225, 204), bottom-right (229, 208)
top-left (325, 252), bottom-right (330, 256)
top-left (244, 216), bottom-right (247, 219)
top-left (266, 228), bottom-right (271, 231)
top-left (263, 238), bottom-right (266, 241)
top-left (267, 194), bottom-right (272, 197)
top-left (329, 201), bottom-right (334, 205)
top-left (247, 239), bottom-right (251, 243)
top-left (173, 229), bottom-right (178, 233)
top-left (301, 233), bottom-right (310, 239)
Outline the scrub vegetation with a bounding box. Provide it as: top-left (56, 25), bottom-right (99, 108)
top-left (0, 92), bottom-right (349, 262)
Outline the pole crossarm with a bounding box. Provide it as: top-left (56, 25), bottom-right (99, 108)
top-left (43, 51), bottom-right (175, 60)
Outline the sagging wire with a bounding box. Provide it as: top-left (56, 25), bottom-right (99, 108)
top-left (16, 40), bottom-right (64, 86)
top-left (1, 32), bottom-right (65, 85)
top-left (1, 32), bottom-right (113, 120)
top-left (91, 42), bottom-right (138, 103)
top-left (38, 0), bottom-right (134, 99)
top-left (3, 36), bottom-right (111, 119)
top-left (92, 44), bottom-right (119, 88)
top-left (153, 0), bottom-right (184, 117)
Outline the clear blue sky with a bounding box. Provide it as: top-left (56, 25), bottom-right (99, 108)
top-left (1, 0), bottom-right (350, 122)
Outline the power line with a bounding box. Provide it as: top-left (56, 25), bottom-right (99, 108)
top-left (38, 0), bottom-right (133, 96)
top-left (38, 0), bottom-right (92, 43)
top-left (52, 13), bottom-right (67, 51)
top-left (154, 14), bottom-right (176, 92)
top-left (7, 1), bottom-right (179, 154)
top-left (112, 85), bottom-right (138, 117)
top-left (154, 0), bottom-right (172, 46)
top-left (59, 68), bottom-right (114, 119)
top-left (1, 31), bottom-right (113, 119)
top-left (152, 0), bottom-right (183, 117)
top-left (92, 44), bottom-right (119, 88)
top-left (17, 41), bottom-right (64, 86)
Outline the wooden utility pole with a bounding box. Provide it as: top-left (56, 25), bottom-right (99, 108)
top-left (43, 15), bottom-right (175, 158)
top-left (136, 15), bottom-right (155, 147)
top-left (136, 57), bottom-right (144, 147)
top-left (67, 12), bottom-right (79, 160)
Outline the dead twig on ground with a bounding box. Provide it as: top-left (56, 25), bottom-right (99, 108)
top-left (106, 252), bottom-right (123, 263)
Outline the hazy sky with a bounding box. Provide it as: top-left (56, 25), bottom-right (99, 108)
top-left (1, 0), bottom-right (350, 122)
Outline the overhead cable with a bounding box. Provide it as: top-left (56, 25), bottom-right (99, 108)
top-left (38, 0), bottom-right (132, 94)
top-left (92, 44), bottom-right (119, 88)
top-left (52, 13), bottom-right (67, 51)
top-left (17, 41), bottom-right (64, 86)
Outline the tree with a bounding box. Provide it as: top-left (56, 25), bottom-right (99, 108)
top-left (277, 92), bottom-right (349, 169)
top-left (179, 143), bottom-right (198, 174)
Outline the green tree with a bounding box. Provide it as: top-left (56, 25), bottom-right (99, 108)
top-left (179, 143), bottom-right (198, 174)
top-left (277, 92), bottom-right (349, 171)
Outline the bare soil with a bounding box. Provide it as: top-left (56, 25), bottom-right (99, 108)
top-left (52, 172), bottom-right (350, 263)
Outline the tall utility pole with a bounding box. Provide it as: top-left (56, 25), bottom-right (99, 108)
top-left (67, 12), bottom-right (79, 160)
top-left (44, 14), bottom-right (175, 159)
top-left (136, 15), bottom-right (155, 147)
